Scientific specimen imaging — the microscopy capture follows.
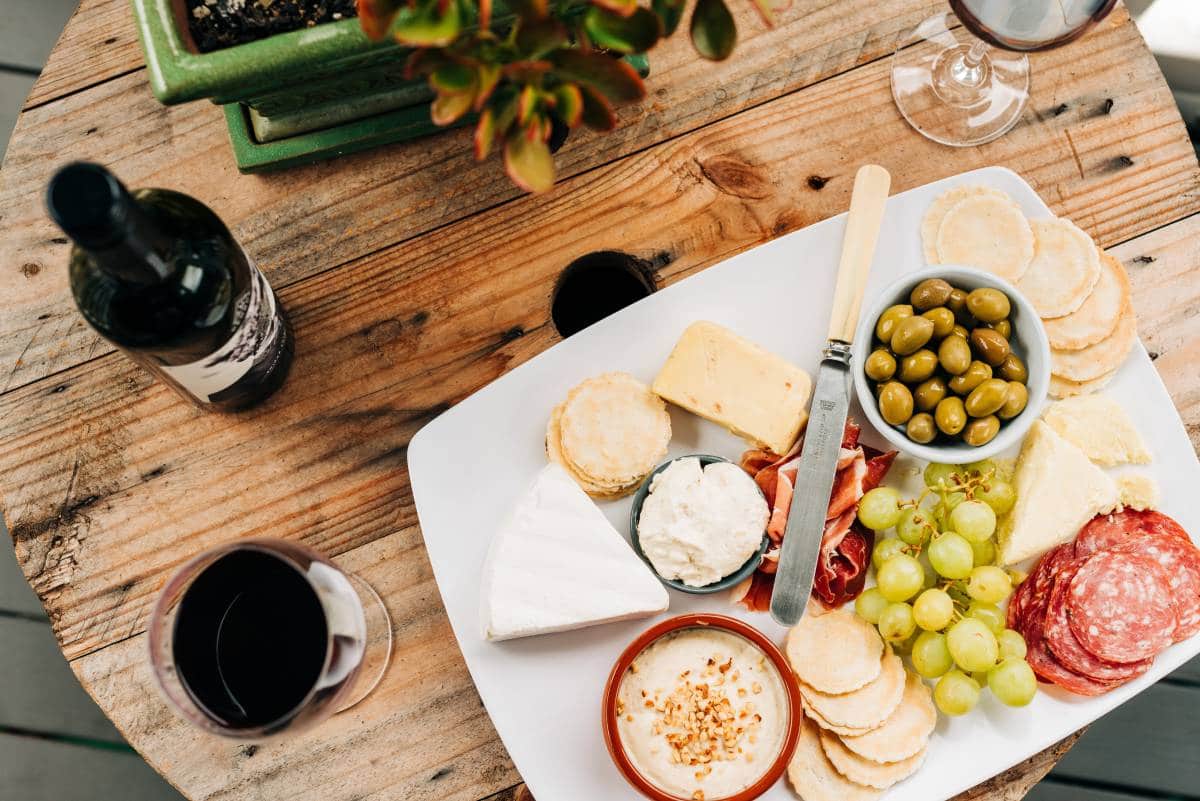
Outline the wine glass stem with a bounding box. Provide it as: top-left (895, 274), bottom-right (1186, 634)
top-left (951, 39), bottom-right (991, 88)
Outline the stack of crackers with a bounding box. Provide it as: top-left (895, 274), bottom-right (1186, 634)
top-left (784, 609), bottom-right (937, 801)
top-left (545, 372), bottom-right (671, 499)
top-left (923, 186), bottom-right (1136, 399)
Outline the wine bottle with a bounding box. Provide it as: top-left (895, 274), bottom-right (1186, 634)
top-left (46, 162), bottom-right (293, 412)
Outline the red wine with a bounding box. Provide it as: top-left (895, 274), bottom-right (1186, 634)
top-left (46, 162), bottom-right (293, 411)
top-left (950, 0), bottom-right (1117, 52)
top-left (171, 549), bottom-right (329, 731)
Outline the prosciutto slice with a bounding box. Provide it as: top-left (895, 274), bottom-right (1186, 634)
top-left (733, 421), bottom-right (896, 611)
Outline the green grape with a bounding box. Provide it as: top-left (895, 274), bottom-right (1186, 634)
top-left (970, 671), bottom-right (991, 687)
top-left (977, 479), bottom-right (1017, 516)
top-left (967, 601), bottom-right (1007, 636)
top-left (950, 500), bottom-right (997, 544)
top-left (921, 560), bottom-right (938, 590)
top-left (1006, 568), bottom-right (1028, 587)
top-left (872, 537), bottom-right (907, 569)
top-left (927, 531), bottom-right (974, 579)
top-left (877, 554), bottom-right (925, 602)
top-left (934, 670), bottom-right (981, 716)
top-left (970, 537), bottom-right (996, 567)
top-left (947, 618), bottom-right (1000, 672)
top-left (962, 459), bottom-right (996, 479)
top-left (913, 588), bottom-right (955, 631)
top-left (858, 487), bottom-right (904, 531)
top-left (988, 658), bottom-right (1038, 707)
top-left (924, 462), bottom-right (960, 490)
top-left (967, 565), bottom-right (1012, 604)
top-left (997, 629), bottom-right (1028, 661)
top-left (855, 587), bottom-right (889, 625)
top-left (893, 631), bottom-right (919, 655)
top-left (897, 507), bottom-right (935, 546)
top-left (942, 491), bottom-right (967, 514)
top-left (878, 602), bottom-right (916, 642)
top-left (912, 631), bottom-right (953, 678)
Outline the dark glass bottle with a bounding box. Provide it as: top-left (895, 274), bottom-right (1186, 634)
top-left (46, 162), bottom-right (293, 411)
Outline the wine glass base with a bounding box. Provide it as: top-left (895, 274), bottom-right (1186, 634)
top-left (335, 573), bottom-right (393, 713)
top-left (891, 12), bottom-right (1030, 147)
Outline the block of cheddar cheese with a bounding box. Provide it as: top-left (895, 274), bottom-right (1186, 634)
top-left (652, 321), bottom-right (812, 455)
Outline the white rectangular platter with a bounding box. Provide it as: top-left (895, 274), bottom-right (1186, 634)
top-left (408, 167), bottom-right (1200, 801)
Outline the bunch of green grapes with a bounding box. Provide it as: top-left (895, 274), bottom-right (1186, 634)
top-left (854, 460), bottom-right (1037, 715)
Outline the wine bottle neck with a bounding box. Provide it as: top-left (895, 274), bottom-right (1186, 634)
top-left (85, 204), bottom-right (175, 285)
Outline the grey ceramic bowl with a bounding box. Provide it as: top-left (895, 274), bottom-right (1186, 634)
top-left (852, 265), bottom-right (1051, 463)
top-left (629, 455), bottom-right (770, 595)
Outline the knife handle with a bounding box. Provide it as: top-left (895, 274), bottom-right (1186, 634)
top-left (827, 165), bottom-right (891, 343)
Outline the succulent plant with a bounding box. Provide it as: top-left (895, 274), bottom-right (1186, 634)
top-left (357, 0), bottom-right (782, 192)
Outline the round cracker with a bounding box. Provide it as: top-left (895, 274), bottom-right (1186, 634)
top-left (787, 716), bottom-right (883, 801)
top-left (840, 672), bottom-right (936, 764)
top-left (558, 372), bottom-right (670, 487)
top-left (1049, 369), bottom-right (1118, 399)
top-left (799, 649), bottom-right (905, 731)
top-left (819, 728), bottom-right (927, 790)
top-left (1016, 218), bottom-right (1102, 318)
top-left (801, 698), bottom-right (874, 737)
top-left (787, 608), bottom-right (883, 694)
top-left (1042, 251), bottom-right (1130, 349)
top-left (546, 403), bottom-right (640, 499)
top-left (922, 185), bottom-right (1011, 264)
top-left (1050, 303), bottom-right (1137, 382)
top-left (935, 194), bottom-right (1034, 281)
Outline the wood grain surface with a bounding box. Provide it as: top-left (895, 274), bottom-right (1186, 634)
top-left (0, 1), bottom-right (1197, 800)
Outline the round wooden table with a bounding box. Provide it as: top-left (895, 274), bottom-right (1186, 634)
top-left (1, 1), bottom-right (1197, 799)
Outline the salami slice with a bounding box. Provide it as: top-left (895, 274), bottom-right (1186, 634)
top-left (1007, 570), bottom-right (1031, 632)
top-left (1075, 509), bottom-right (1191, 557)
top-left (1101, 535), bottom-right (1200, 642)
top-left (1067, 551), bottom-right (1178, 663)
top-left (1016, 544), bottom-right (1075, 633)
top-left (1044, 558), bottom-right (1153, 683)
top-left (1022, 594), bottom-right (1118, 696)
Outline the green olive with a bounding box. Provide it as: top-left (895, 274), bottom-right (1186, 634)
top-left (890, 315), bottom-right (936, 356)
top-left (934, 396), bottom-right (968, 436)
top-left (914, 376), bottom-right (948, 412)
top-left (898, 349), bottom-right (939, 383)
top-left (878, 381), bottom-right (915, 427)
top-left (951, 323), bottom-right (970, 340)
top-left (970, 328), bottom-right (1011, 367)
top-left (876, 304), bottom-right (914, 344)
top-left (922, 307), bottom-right (956, 339)
top-left (998, 352), bottom-right (1028, 384)
top-left (966, 288), bottom-right (1012, 323)
top-left (962, 415), bottom-right (1001, 447)
top-left (910, 278), bottom-right (954, 311)
top-left (865, 349), bottom-right (897, 382)
top-left (937, 335), bottom-right (972, 376)
top-left (987, 319), bottom-right (1012, 339)
top-left (946, 288), bottom-right (968, 316)
top-left (906, 413), bottom-right (937, 444)
top-left (965, 378), bottom-right (1011, 417)
top-left (948, 360), bottom-right (993, 395)
top-left (999, 381), bottom-right (1029, 420)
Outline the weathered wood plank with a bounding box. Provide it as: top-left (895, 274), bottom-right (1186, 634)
top-left (1, 8), bottom-right (1197, 663)
top-left (1048, 683), bottom-right (1200, 797)
top-left (0, 731), bottom-right (183, 801)
top-left (1026, 780), bottom-right (1154, 801)
top-left (22, 0), bottom-right (141, 110)
top-left (0, 615), bottom-right (122, 741)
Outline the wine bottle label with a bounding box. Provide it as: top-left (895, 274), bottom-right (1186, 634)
top-left (157, 261), bottom-right (287, 404)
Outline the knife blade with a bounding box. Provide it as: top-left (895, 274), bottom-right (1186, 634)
top-left (770, 164), bottom-right (892, 627)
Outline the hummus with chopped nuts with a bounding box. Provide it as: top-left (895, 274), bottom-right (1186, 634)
top-left (615, 627), bottom-right (789, 800)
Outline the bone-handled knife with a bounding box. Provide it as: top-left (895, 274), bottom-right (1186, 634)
top-left (770, 164), bottom-right (892, 627)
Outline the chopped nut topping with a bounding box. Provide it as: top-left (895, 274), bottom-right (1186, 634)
top-left (751, 682), bottom-right (762, 695)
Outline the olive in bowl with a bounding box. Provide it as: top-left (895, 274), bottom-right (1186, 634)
top-left (852, 266), bottom-right (1050, 462)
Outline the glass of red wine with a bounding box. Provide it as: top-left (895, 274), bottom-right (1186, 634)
top-left (891, 0), bottom-right (1118, 146)
top-left (149, 539), bottom-right (393, 739)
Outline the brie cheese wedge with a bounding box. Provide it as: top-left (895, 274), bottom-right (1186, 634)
top-left (481, 464), bottom-right (669, 641)
top-left (998, 420), bottom-right (1120, 565)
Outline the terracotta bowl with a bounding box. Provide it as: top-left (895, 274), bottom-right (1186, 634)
top-left (601, 613), bottom-right (802, 801)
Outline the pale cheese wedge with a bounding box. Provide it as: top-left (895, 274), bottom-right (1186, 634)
top-left (998, 421), bottom-right (1120, 565)
top-left (480, 464), bottom-right (668, 641)
top-left (1117, 473), bottom-right (1160, 511)
top-left (1042, 394), bottom-right (1151, 467)
top-left (652, 321), bottom-right (812, 455)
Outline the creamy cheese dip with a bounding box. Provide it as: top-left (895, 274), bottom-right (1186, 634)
top-left (615, 627), bottom-right (789, 800)
top-left (637, 458), bottom-right (768, 587)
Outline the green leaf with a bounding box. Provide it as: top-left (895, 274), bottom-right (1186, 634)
top-left (474, 63), bottom-right (502, 110)
top-left (431, 89), bottom-right (476, 125)
top-left (504, 126), bottom-right (556, 193)
top-left (589, 0), bottom-right (639, 18)
top-left (552, 83), bottom-right (584, 128)
top-left (690, 0), bottom-right (736, 60)
top-left (550, 50), bottom-right (646, 103)
top-left (651, 0), bottom-right (686, 36)
top-left (431, 61), bottom-right (476, 93)
top-left (474, 108), bottom-right (496, 160)
top-left (584, 6), bottom-right (662, 54)
top-left (502, 59), bottom-right (553, 83)
top-left (390, 0), bottom-right (463, 47)
top-left (578, 84), bottom-right (617, 131)
top-left (506, 0), bottom-right (549, 20)
top-left (356, 0), bottom-right (405, 40)
top-left (514, 18), bottom-right (568, 58)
